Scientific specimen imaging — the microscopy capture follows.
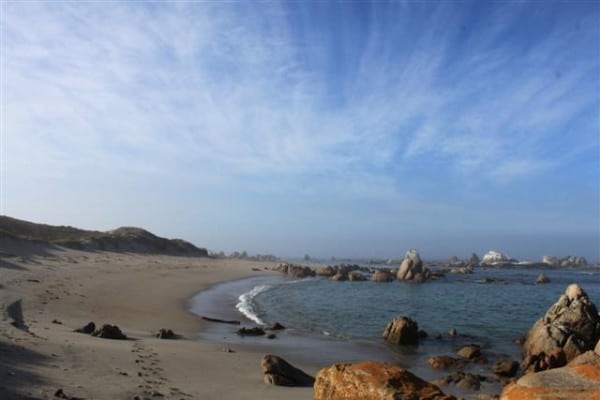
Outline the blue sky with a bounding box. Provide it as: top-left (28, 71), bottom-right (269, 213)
top-left (1, 1), bottom-right (599, 261)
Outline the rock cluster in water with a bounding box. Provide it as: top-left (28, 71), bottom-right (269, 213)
top-left (521, 283), bottom-right (600, 372)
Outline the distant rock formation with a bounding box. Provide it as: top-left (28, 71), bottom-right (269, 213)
top-left (396, 249), bottom-right (430, 282)
top-left (314, 361), bottom-right (454, 400)
top-left (521, 284), bottom-right (600, 372)
top-left (274, 263), bottom-right (315, 278)
top-left (542, 255), bottom-right (588, 267)
top-left (481, 250), bottom-right (510, 265)
top-left (467, 253), bottom-right (480, 267)
top-left (371, 269), bottom-right (393, 282)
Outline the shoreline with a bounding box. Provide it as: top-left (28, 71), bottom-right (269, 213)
top-left (0, 244), bottom-right (316, 400)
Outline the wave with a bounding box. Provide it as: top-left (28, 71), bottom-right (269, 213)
top-left (235, 284), bottom-right (271, 325)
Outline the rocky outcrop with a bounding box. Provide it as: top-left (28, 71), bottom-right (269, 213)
top-left (314, 266), bottom-right (335, 277)
top-left (261, 354), bottom-right (314, 387)
top-left (542, 255), bottom-right (559, 267)
top-left (542, 255), bottom-right (588, 267)
top-left (314, 361), bottom-right (455, 400)
top-left (382, 316), bottom-right (419, 346)
top-left (521, 284), bottom-right (600, 372)
top-left (274, 263), bottom-right (315, 279)
top-left (481, 251), bottom-right (510, 265)
top-left (396, 249), bottom-right (430, 282)
top-left (371, 269), bottom-right (392, 282)
top-left (501, 362), bottom-right (600, 399)
top-left (467, 253), bottom-right (480, 267)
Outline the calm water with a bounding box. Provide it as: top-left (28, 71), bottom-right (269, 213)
top-left (190, 266), bottom-right (600, 398)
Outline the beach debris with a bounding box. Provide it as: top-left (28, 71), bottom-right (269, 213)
top-left (91, 324), bottom-right (127, 340)
top-left (492, 359), bottom-right (519, 377)
top-left (433, 371), bottom-right (486, 391)
top-left (236, 326), bottom-right (265, 336)
top-left (536, 272), bottom-right (550, 284)
top-left (314, 361), bottom-right (454, 400)
top-left (201, 316), bottom-right (241, 325)
top-left (427, 356), bottom-right (468, 370)
top-left (52, 319), bottom-right (63, 325)
top-left (261, 354), bottom-right (314, 387)
top-left (251, 268), bottom-right (261, 271)
top-left (521, 284), bottom-right (600, 372)
top-left (74, 321), bottom-right (96, 334)
top-left (155, 328), bottom-right (176, 339)
top-left (382, 316), bottom-right (420, 346)
top-left (457, 344), bottom-right (482, 360)
top-left (268, 322), bottom-right (285, 330)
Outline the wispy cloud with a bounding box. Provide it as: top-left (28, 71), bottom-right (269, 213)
top-left (1, 1), bottom-right (598, 257)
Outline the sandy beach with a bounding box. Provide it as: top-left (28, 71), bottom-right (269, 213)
top-left (0, 239), bottom-right (315, 400)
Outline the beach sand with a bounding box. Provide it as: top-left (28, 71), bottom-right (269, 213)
top-left (0, 239), bottom-right (314, 399)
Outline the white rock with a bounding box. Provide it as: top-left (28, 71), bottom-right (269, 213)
top-left (481, 250), bottom-right (509, 265)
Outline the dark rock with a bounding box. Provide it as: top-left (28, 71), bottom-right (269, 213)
top-left (237, 327), bottom-right (265, 336)
top-left (521, 284), bottom-right (600, 372)
top-left (52, 319), bottom-right (62, 325)
top-left (201, 316), bottom-right (241, 325)
top-left (434, 371), bottom-right (486, 391)
top-left (492, 359), bottom-right (519, 377)
top-left (314, 361), bottom-right (455, 400)
top-left (330, 271), bottom-right (348, 281)
top-left (75, 321), bottom-right (96, 334)
top-left (155, 328), bottom-right (176, 339)
top-left (382, 316), bottom-right (420, 346)
top-left (268, 322), bottom-right (285, 330)
top-left (261, 354), bottom-right (314, 387)
top-left (92, 324), bottom-right (127, 340)
top-left (428, 356), bottom-right (467, 370)
top-left (457, 344), bottom-right (481, 359)
top-left (418, 329), bottom-right (428, 338)
top-left (449, 328), bottom-right (458, 337)
top-left (266, 333), bottom-right (276, 339)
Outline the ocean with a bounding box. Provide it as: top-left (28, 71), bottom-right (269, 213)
top-left (189, 265), bottom-right (600, 398)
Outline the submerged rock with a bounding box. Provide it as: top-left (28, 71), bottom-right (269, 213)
top-left (261, 354), bottom-right (314, 387)
top-left (382, 316), bottom-right (419, 346)
top-left (492, 358), bottom-right (519, 377)
top-left (433, 371), bottom-right (486, 391)
top-left (536, 272), bottom-right (550, 284)
top-left (457, 344), bottom-right (481, 360)
top-left (428, 356), bottom-right (467, 370)
top-left (314, 361), bottom-right (455, 400)
top-left (521, 284), bottom-right (600, 372)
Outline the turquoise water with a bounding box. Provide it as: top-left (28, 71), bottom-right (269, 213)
top-left (190, 266), bottom-right (600, 398)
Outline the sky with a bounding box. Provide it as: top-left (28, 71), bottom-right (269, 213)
top-left (1, 1), bottom-right (599, 261)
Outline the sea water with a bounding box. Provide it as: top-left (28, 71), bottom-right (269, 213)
top-left (190, 266), bottom-right (600, 397)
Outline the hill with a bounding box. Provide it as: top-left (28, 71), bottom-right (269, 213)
top-left (0, 216), bottom-right (208, 257)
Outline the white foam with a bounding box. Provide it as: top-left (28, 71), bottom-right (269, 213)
top-left (235, 284), bottom-right (270, 325)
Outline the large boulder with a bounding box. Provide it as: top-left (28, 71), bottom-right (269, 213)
top-left (261, 354), bottom-right (314, 387)
top-left (521, 284), bottom-right (600, 372)
top-left (382, 316), bottom-right (419, 346)
top-left (396, 249), bottom-right (430, 282)
top-left (314, 361), bottom-right (455, 400)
